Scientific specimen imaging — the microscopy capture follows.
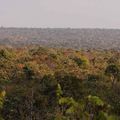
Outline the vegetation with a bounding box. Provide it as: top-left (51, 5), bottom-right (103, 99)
top-left (0, 46), bottom-right (120, 120)
top-left (1, 28), bottom-right (120, 50)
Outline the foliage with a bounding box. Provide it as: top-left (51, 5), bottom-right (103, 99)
top-left (105, 64), bottom-right (119, 77)
top-left (0, 49), bottom-right (14, 60)
top-left (105, 64), bottom-right (120, 87)
top-left (73, 56), bottom-right (89, 68)
top-left (56, 84), bottom-right (117, 120)
top-left (0, 47), bottom-right (119, 119)
top-left (0, 90), bottom-right (6, 120)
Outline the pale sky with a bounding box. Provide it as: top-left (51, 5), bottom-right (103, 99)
top-left (0, 0), bottom-right (120, 28)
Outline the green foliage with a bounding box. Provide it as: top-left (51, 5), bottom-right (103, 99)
top-left (56, 84), bottom-right (87, 120)
top-left (56, 84), bottom-right (117, 120)
top-left (105, 64), bottom-right (119, 77)
top-left (0, 49), bottom-right (13, 60)
top-left (105, 64), bottom-right (120, 87)
top-left (0, 91), bottom-right (6, 109)
top-left (107, 56), bottom-right (120, 65)
top-left (73, 56), bottom-right (89, 68)
top-left (29, 46), bottom-right (48, 56)
top-left (56, 84), bottom-right (63, 97)
top-left (87, 95), bottom-right (104, 106)
top-left (55, 73), bottom-right (84, 99)
top-left (49, 53), bottom-right (57, 59)
top-left (41, 74), bottom-right (58, 95)
top-left (0, 47), bottom-right (119, 119)
top-left (87, 74), bottom-right (100, 82)
top-left (0, 90), bottom-right (6, 120)
top-left (23, 65), bottom-right (35, 80)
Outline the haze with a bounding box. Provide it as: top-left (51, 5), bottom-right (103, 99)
top-left (0, 0), bottom-right (120, 28)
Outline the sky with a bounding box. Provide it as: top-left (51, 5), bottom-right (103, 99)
top-left (0, 0), bottom-right (120, 28)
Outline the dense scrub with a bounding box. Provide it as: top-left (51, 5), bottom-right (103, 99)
top-left (0, 46), bottom-right (120, 120)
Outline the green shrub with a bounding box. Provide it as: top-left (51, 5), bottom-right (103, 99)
top-left (0, 49), bottom-right (12, 59)
top-left (73, 56), bottom-right (89, 68)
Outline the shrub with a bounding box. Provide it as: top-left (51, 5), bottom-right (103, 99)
top-left (73, 56), bottom-right (89, 68)
top-left (0, 49), bottom-right (12, 59)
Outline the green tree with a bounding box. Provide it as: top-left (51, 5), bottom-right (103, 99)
top-left (73, 56), bottom-right (89, 68)
top-left (0, 90), bottom-right (6, 120)
top-left (105, 64), bottom-right (120, 87)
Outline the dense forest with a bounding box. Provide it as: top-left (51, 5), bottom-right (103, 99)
top-left (0, 46), bottom-right (120, 120)
top-left (1, 28), bottom-right (120, 50)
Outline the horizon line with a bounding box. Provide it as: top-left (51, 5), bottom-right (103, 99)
top-left (1, 26), bottom-right (120, 30)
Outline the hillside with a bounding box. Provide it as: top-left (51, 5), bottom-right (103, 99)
top-left (1, 28), bottom-right (120, 50)
top-left (0, 46), bottom-right (120, 119)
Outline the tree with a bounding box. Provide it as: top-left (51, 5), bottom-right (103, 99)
top-left (105, 64), bottom-right (120, 87)
top-left (0, 90), bottom-right (6, 120)
top-left (73, 56), bottom-right (89, 68)
top-left (56, 84), bottom-right (89, 120)
top-left (56, 84), bottom-right (117, 120)
top-left (0, 49), bottom-right (13, 60)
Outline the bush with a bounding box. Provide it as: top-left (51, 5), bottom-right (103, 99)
top-left (73, 56), bottom-right (89, 68)
top-left (0, 49), bottom-right (12, 60)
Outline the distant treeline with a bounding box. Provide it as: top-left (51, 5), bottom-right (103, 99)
top-left (1, 28), bottom-right (120, 50)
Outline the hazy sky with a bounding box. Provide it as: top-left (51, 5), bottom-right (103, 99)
top-left (0, 0), bottom-right (120, 28)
